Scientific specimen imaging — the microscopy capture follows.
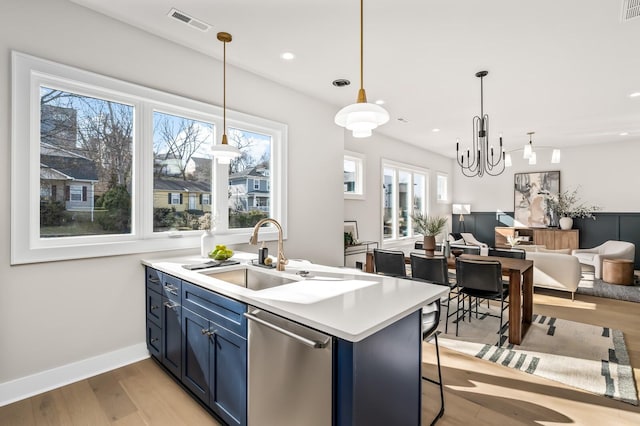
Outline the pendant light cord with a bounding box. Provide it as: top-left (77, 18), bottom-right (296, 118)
top-left (360, 0), bottom-right (364, 92)
top-left (223, 38), bottom-right (227, 143)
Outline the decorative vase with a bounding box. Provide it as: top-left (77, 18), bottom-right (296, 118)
top-left (201, 230), bottom-right (215, 257)
top-left (423, 235), bottom-right (436, 256)
top-left (559, 217), bottom-right (573, 230)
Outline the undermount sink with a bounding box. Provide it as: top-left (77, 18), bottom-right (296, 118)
top-left (200, 267), bottom-right (298, 291)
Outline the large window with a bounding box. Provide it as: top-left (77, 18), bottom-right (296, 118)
top-left (11, 52), bottom-right (287, 264)
top-left (382, 161), bottom-right (429, 241)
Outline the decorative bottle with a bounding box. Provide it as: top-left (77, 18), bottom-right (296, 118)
top-left (201, 230), bottom-right (214, 258)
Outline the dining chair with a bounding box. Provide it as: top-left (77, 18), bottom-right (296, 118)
top-left (420, 299), bottom-right (445, 425)
top-left (488, 247), bottom-right (526, 259)
top-left (373, 248), bottom-right (407, 277)
top-left (455, 258), bottom-right (509, 346)
top-left (410, 253), bottom-right (457, 333)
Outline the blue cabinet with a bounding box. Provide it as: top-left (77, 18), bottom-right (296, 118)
top-left (145, 267), bottom-right (247, 426)
top-left (182, 281), bottom-right (247, 426)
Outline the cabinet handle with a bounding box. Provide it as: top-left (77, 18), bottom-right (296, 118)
top-left (164, 284), bottom-right (178, 296)
top-left (150, 338), bottom-right (159, 343)
top-left (201, 328), bottom-right (217, 337)
top-left (148, 277), bottom-right (160, 283)
top-left (163, 301), bottom-right (179, 309)
top-left (150, 305), bottom-right (159, 310)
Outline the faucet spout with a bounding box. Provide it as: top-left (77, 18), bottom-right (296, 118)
top-left (249, 218), bottom-right (287, 271)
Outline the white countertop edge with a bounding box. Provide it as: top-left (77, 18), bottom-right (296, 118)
top-left (142, 253), bottom-right (449, 342)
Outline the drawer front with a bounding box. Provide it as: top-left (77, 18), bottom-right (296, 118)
top-left (182, 281), bottom-right (247, 338)
top-left (162, 273), bottom-right (182, 302)
top-left (146, 288), bottom-right (162, 326)
top-left (146, 267), bottom-right (162, 294)
top-left (146, 320), bottom-right (162, 359)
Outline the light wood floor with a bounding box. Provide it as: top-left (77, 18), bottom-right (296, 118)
top-left (1, 289), bottom-right (639, 425)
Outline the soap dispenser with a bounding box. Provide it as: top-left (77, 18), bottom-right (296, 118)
top-left (258, 241), bottom-right (268, 265)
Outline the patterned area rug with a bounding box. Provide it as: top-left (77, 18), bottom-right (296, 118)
top-left (577, 270), bottom-right (640, 303)
top-left (435, 306), bottom-right (638, 405)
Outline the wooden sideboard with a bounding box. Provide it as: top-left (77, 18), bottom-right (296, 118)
top-left (495, 227), bottom-right (579, 250)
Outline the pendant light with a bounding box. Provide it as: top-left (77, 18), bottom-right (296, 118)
top-left (523, 131), bottom-right (533, 159)
top-left (526, 132), bottom-right (536, 165)
top-left (212, 32), bottom-right (241, 164)
top-left (334, 0), bottom-right (389, 138)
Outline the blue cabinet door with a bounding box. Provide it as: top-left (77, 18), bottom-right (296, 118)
top-left (210, 325), bottom-right (247, 426)
top-left (182, 308), bottom-right (211, 403)
top-left (162, 296), bottom-right (182, 377)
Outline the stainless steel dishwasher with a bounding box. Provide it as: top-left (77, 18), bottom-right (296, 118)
top-left (245, 307), bottom-right (332, 426)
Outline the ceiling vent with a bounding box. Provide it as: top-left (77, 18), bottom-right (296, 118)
top-left (621, 0), bottom-right (640, 22)
top-left (168, 8), bottom-right (211, 32)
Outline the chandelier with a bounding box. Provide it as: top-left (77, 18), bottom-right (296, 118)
top-left (456, 71), bottom-right (505, 177)
top-left (505, 131), bottom-right (562, 167)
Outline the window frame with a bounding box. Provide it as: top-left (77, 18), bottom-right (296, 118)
top-left (381, 159), bottom-right (430, 242)
top-left (11, 51), bottom-right (287, 264)
top-left (344, 150), bottom-right (365, 200)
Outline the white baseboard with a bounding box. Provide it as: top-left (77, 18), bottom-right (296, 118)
top-left (0, 343), bottom-right (149, 407)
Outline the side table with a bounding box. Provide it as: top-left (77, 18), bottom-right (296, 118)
top-left (602, 259), bottom-right (634, 285)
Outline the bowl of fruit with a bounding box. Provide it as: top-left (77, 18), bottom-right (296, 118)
top-left (208, 244), bottom-right (234, 261)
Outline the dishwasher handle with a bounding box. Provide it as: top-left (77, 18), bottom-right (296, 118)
top-left (244, 311), bottom-right (330, 349)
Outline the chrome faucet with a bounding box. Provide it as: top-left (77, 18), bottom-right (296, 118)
top-left (249, 218), bottom-right (288, 271)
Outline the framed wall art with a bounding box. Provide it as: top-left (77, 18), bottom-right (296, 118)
top-left (514, 171), bottom-right (560, 227)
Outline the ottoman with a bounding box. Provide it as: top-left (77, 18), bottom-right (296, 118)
top-left (602, 259), bottom-right (634, 285)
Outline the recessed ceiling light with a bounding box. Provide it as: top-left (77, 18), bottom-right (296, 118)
top-left (620, 132), bottom-right (629, 136)
top-left (280, 52), bottom-right (295, 60)
top-left (629, 92), bottom-right (640, 98)
top-left (432, 128), bottom-right (440, 132)
top-left (375, 99), bottom-right (385, 105)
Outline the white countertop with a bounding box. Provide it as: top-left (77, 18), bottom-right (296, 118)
top-left (142, 252), bottom-right (449, 342)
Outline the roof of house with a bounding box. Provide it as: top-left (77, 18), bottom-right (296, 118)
top-left (229, 165), bottom-right (269, 179)
top-left (153, 178), bottom-right (211, 193)
top-left (40, 142), bottom-right (99, 182)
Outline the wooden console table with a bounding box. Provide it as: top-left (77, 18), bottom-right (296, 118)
top-left (495, 227), bottom-right (579, 250)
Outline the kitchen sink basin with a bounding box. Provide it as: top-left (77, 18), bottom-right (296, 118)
top-left (200, 267), bottom-right (298, 291)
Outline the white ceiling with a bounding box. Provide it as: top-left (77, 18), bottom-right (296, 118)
top-left (70, 0), bottom-right (640, 158)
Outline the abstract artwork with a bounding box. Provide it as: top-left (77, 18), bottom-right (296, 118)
top-left (514, 171), bottom-right (560, 227)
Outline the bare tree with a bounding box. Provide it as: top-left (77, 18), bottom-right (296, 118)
top-left (227, 128), bottom-right (257, 174)
top-left (40, 88), bottom-right (134, 190)
top-left (155, 116), bottom-right (211, 180)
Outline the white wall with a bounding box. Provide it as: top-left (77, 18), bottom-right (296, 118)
top-left (344, 133), bottom-right (454, 251)
top-left (0, 0), bottom-right (343, 389)
top-left (452, 140), bottom-right (640, 212)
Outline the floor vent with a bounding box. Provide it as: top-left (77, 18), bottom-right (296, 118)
top-left (168, 8), bottom-right (211, 32)
top-left (622, 0), bottom-right (640, 22)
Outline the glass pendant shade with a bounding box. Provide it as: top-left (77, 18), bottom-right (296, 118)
top-left (212, 138), bottom-right (240, 164)
top-left (528, 151), bottom-right (537, 165)
top-left (523, 143), bottom-right (532, 159)
top-left (551, 149), bottom-right (561, 164)
top-left (334, 101), bottom-right (390, 138)
top-left (505, 153), bottom-right (512, 167)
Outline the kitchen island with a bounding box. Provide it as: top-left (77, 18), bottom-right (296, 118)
top-left (143, 253), bottom-right (448, 426)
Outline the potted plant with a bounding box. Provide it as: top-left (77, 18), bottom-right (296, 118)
top-left (545, 187), bottom-right (600, 230)
top-left (411, 211), bottom-right (448, 256)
